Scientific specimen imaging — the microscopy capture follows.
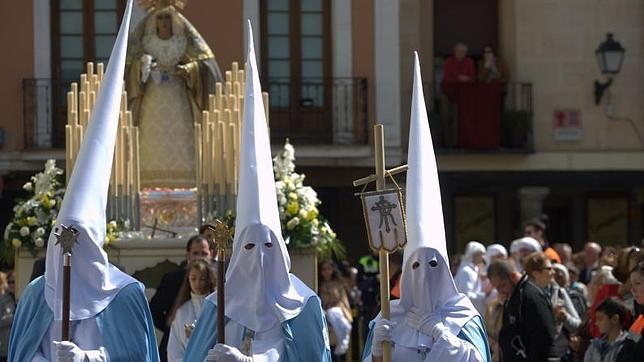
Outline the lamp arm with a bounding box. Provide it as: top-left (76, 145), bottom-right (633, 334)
top-left (594, 76), bottom-right (613, 105)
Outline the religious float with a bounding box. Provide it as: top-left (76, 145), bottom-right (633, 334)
top-left (5, 0), bottom-right (342, 298)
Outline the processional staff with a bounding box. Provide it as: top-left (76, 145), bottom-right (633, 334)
top-left (353, 124), bottom-right (408, 362)
top-left (207, 220), bottom-right (232, 343)
top-left (53, 224), bottom-right (80, 341)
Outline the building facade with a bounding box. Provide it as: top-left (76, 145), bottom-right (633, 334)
top-left (1, 0), bottom-right (643, 258)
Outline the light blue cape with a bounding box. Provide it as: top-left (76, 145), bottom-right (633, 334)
top-left (184, 296), bottom-right (331, 361)
top-left (9, 276), bottom-right (160, 362)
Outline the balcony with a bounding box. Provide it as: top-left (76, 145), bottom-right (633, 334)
top-left (422, 82), bottom-right (534, 153)
top-left (23, 77), bottom-right (370, 151)
top-left (265, 77), bottom-right (369, 145)
top-left (23, 78), bottom-right (69, 150)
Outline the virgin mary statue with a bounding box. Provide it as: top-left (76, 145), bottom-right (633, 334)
top-left (126, 0), bottom-right (223, 188)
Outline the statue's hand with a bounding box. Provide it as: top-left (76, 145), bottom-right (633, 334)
top-left (140, 55), bottom-right (153, 83)
top-left (175, 64), bottom-right (189, 78)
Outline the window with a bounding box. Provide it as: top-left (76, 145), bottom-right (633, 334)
top-left (50, 0), bottom-right (125, 146)
top-left (53, 0), bottom-right (124, 81)
top-left (261, 0), bottom-right (332, 143)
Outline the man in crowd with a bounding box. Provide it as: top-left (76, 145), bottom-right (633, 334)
top-left (440, 42), bottom-right (475, 148)
top-left (149, 234), bottom-right (214, 361)
top-left (579, 242), bottom-right (602, 284)
top-left (495, 254), bottom-right (556, 361)
top-left (523, 218), bottom-right (561, 264)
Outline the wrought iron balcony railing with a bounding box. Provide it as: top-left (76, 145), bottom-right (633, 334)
top-left (422, 82), bottom-right (534, 153)
top-left (23, 77), bottom-right (370, 151)
top-left (265, 77), bottom-right (369, 145)
top-left (23, 78), bottom-right (70, 149)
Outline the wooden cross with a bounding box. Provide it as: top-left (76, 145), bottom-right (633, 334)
top-left (352, 124), bottom-right (408, 362)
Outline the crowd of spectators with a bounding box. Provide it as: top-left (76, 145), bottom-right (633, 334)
top-left (451, 218), bottom-right (644, 362)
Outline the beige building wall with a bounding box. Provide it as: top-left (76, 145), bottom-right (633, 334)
top-left (512, 0), bottom-right (644, 152)
top-left (0, 1), bottom-right (34, 153)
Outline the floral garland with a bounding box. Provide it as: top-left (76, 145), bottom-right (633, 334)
top-left (1, 161), bottom-right (132, 263)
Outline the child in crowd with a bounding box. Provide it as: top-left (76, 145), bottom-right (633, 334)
top-left (167, 260), bottom-right (216, 362)
top-left (584, 297), bottom-right (629, 362)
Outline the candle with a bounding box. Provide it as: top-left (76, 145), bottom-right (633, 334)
top-left (216, 83), bottom-right (223, 110)
top-left (232, 62), bottom-right (238, 82)
top-left (262, 92), bottom-right (270, 127)
top-left (78, 92), bottom-right (87, 127)
top-left (97, 63), bottom-right (104, 83)
top-left (194, 123), bottom-right (202, 191)
top-left (133, 128), bottom-right (140, 193)
top-left (218, 121), bottom-right (227, 195)
top-left (89, 92), bottom-right (96, 114)
top-left (229, 123), bottom-right (238, 194)
top-left (91, 74), bottom-right (98, 93)
top-left (87, 62), bottom-right (94, 79)
top-left (212, 111), bottom-right (221, 188)
top-left (67, 92), bottom-right (74, 125)
top-left (65, 126), bottom-right (73, 183)
top-left (208, 122), bottom-right (216, 193)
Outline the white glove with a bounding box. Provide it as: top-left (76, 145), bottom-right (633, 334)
top-left (371, 318), bottom-right (395, 357)
top-left (140, 54), bottom-right (152, 83)
top-left (205, 343), bottom-right (253, 362)
top-left (405, 307), bottom-right (448, 339)
top-left (53, 341), bottom-right (86, 362)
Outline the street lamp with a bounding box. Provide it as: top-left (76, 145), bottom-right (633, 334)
top-left (594, 33), bottom-right (625, 105)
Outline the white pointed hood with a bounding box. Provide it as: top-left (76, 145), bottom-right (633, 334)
top-left (392, 53), bottom-right (479, 347)
top-left (207, 20), bottom-right (315, 332)
top-left (45, 0), bottom-right (137, 321)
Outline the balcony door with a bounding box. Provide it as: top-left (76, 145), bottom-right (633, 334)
top-left (261, 0), bottom-right (332, 144)
top-left (50, 0), bottom-right (125, 147)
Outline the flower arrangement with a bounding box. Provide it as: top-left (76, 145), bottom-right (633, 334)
top-left (210, 140), bottom-right (345, 259)
top-left (2, 160), bottom-right (65, 262)
top-left (2, 160), bottom-right (131, 263)
top-left (273, 140), bottom-right (345, 258)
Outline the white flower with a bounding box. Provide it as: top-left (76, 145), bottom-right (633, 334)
top-left (109, 221), bottom-right (117, 228)
top-left (19, 226), bottom-right (30, 237)
top-left (34, 238), bottom-right (45, 248)
top-left (23, 182), bottom-right (33, 191)
top-left (36, 227), bottom-right (46, 236)
top-left (49, 199), bottom-right (56, 207)
top-left (286, 217), bottom-right (300, 230)
top-left (33, 172), bottom-right (51, 196)
top-left (3, 223), bottom-right (13, 240)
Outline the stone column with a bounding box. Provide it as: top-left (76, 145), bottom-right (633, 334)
top-left (518, 186), bottom-right (550, 222)
top-left (375, 0), bottom-right (401, 150)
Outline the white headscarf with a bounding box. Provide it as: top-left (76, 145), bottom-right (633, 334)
top-left (391, 52), bottom-right (478, 347)
top-left (509, 236), bottom-right (542, 254)
top-left (463, 241), bottom-right (486, 262)
top-left (206, 21), bottom-right (314, 333)
top-left (45, 0), bottom-right (137, 321)
top-left (485, 243), bottom-right (508, 265)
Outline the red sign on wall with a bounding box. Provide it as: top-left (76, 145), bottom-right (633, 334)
top-left (553, 109), bottom-right (582, 141)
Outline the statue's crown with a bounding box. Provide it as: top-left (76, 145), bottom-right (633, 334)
top-left (138, 0), bottom-right (186, 11)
